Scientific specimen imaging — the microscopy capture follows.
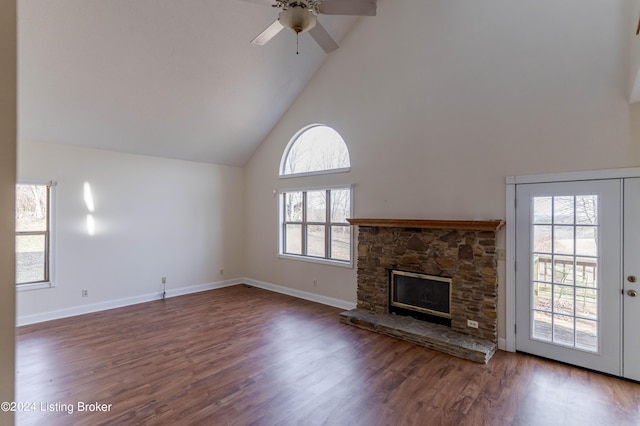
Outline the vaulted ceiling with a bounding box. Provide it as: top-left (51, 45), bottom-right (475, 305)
top-left (18, 0), bottom-right (358, 166)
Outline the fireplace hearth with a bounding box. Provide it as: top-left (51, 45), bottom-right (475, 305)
top-left (340, 218), bottom-right (504, 363)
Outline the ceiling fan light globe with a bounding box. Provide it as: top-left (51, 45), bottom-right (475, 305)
top-left (279, 7), bottom-right (317, 34)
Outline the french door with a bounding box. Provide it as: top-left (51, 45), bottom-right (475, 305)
top-left (515, 179), bottom-right (623, 376)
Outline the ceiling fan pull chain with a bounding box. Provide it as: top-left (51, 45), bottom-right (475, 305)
top-left (296, 32), bottom-right (299, 55)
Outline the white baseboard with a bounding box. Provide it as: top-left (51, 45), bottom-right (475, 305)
top-left (16, 279), bottom-right (242, 326)
top-left (498, 338), bottom-right (507, 351)
top-left (243, 278), bottom-right (356, 311)
top-left (16, 278), bottom-right (355, 326)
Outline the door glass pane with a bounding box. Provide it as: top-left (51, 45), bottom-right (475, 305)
top-left (531, 195), bottom-right (599, 352)
top-left (576, 288), bottom-right (597, 319)
top-left (533, 282), bottom-right (552, 311)
top-left (553, 285), bottom-right (574, 316)
top-left (576, 318), bottom-right (598, 351)
top-left (553, 226), bottom-right (574, 255)
top-left (533, 311), bottom-right (552, 341)
top-left (16, 234), bottom-right (46, 283)
top-left (576, 196), bottom-right (597, 225)
top-left (307, 225), bottom-right (325, 257)
top-left (575, 226), bottom-right (597, 256)
top-left (285, 224), bottom-right (302, 255)
top-left (553, 314), bottom-right (575, 346)
top-left (554, 196), bottom-right (574, 224)
top-left (533, 225), bottom-right (552, 253)
top-left (533, 197), bottom-right (552, 223)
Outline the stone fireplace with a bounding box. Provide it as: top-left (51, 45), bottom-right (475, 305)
top-left (340, 218), bottom-right (504, 363)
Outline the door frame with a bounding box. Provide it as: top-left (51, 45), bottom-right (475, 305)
top-left (504, 167), bottom-right (640, 353)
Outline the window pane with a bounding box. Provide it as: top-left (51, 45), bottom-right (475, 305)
top-left (281, 125), bottom-right (350, 175)
top-left (285, 225), bottom-right (302, 255)
top-left (285, 192), bottom-right (303, 222)
top-left (16, 234), bottom-right (46, 283)
top-left (306, 191), bottom-right (326, 222)
top-left (330, 226), bottom-right (350, 261)
top-left (330, 189), bottom-right (350, 223)
top-left (16, 184), bottom-right (47, 232)
top-left (307, 225), bottom-right (325, 257)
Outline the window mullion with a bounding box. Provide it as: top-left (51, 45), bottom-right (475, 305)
top-left (302, 191), bottom-right (308, 256)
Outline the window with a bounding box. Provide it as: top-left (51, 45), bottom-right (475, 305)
top-left (278, 124), bottom-right (353, 266)
top-left (16, 181), bottom-right (56, 289)
top-left (280, 187), bottom-right (352, 265)
top-left (280, 124), bottom-right (350, 177)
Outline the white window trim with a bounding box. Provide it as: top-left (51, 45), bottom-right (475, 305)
top-left (16, 179), bottom-right (57, 292)
top-left (277, 184), bottom-right (354, 268)
top-left (279, 167), bottom-right (351, 180)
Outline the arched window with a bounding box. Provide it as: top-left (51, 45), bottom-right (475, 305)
top-left (280, 124), bottom-right (350, 177)
top-left (277, 124), bottom-right (353, 266)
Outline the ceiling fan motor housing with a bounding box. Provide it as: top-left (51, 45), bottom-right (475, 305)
top-left (279, 3), bottom-right (317, 34)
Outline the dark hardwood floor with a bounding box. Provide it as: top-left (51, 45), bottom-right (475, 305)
top-left (15, 285), bottom-right (640, 425)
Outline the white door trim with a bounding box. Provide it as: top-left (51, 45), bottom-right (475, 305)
top-left (504, 167), bottom-right (640, 353)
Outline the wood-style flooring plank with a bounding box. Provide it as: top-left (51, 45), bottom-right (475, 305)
top-left (15, 285), bottom-right (640, 425)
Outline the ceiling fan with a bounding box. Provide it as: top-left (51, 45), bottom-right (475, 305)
top-left (241, 0), bottom-right (377, 54)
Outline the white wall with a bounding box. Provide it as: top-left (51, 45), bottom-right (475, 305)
top-left (17, 142), bottom-right (244, 324)
top-left (244, 0), bottom-right (640, 341)
top-left (0, 0), bottom-right (16, 423)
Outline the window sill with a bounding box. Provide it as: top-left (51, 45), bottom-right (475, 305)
top-left (17, 281), bottom-right (56, 292)
top-left (278, 253), bottom-right (353, 269)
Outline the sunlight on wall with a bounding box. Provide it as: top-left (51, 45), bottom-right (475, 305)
top-left (83, 182), bottom-right (96, 236)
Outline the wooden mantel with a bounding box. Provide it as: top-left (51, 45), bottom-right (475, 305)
top-left (346, 218), bottom-right (505, 231)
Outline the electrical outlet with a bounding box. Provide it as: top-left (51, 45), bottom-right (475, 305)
top-left (467, 319), bottom-right (479, 329)
top-left (313, 279), bottom-right (318, 287)
top-left (220, 269), bottom-right (224, 275)
top-left (162, 277), bottom-right (166, 284)
top-left (82, 289), bottom-right (88, 297)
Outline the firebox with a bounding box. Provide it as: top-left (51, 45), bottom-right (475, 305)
top-left (389, 270), bottom-right (452, 327)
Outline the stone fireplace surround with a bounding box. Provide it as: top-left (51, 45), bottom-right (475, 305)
top-left (340, 219), bottom-right (504, 363)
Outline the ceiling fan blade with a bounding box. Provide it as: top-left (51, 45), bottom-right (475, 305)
top-left (237, 0), bottom-right (275, 6)
top-left (318, 0), bottom-right (376, 16)
top-left (308, 21), bottom-right (339, 53)
top-left (251, 20), bottom-right (284, 46)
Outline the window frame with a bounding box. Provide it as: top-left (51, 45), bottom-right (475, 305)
top-left (16, 179), bottom-right (57, 291)
top-left (278, 184), bottom-right (354, 268)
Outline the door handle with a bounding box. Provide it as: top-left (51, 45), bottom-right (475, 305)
top-left (628, 289), bottom-right (638, 297)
